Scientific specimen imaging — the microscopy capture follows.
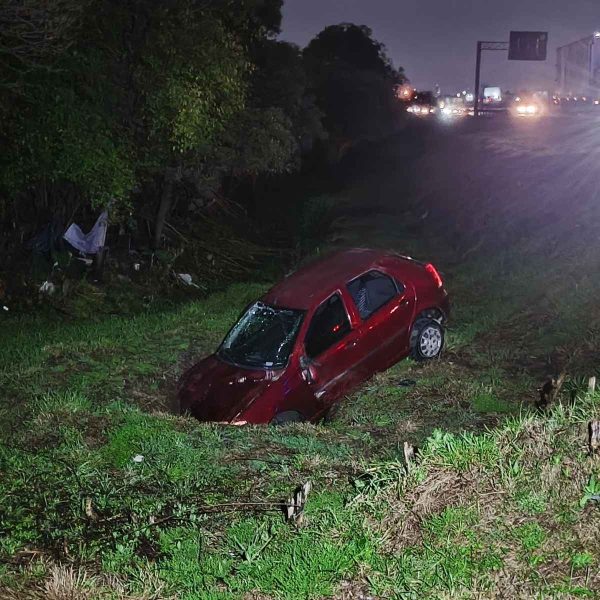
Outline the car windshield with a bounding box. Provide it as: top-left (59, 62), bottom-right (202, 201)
top-left (218, 302), bottom-right (304, 369)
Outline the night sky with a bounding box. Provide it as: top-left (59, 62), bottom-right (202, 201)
top-left (281, 0), bottom-right (600, 94)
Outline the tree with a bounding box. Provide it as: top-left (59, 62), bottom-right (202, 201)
top-left (251, 40), bottom-right (325, 149)
top-left (304, 24), bottom-right (405, 141)
top-left (0, 0), bottom-right (84, 84)
top-left (0, 0), bottom-right (307, 257)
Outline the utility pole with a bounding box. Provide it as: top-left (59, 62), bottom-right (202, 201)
top-left (473, 41), bottom-right (509, 117)
top-left (474, 42), bottom-right (482, 117)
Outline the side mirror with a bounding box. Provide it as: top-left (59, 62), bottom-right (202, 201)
top-left (300, 355), bottom-right (316, 384)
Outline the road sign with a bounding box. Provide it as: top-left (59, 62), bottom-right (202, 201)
top-left (509, 31), bottom-right (548, 61)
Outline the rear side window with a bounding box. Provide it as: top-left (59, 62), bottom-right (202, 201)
top-left (347, 270), bottom-right (398, 320)
top-left (305, 293), bottom-right (351, 358)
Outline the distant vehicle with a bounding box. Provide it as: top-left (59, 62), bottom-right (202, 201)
top-left (511, 92), bottom-right (546, 117)
top-left (407, 91), bottom-right (437, 116)
top-left (557, 34), bottom-right (600, 100)
top-left (482, 86), bottom-right (503, 105)
top-left (178, 249), bottom-right (450, 425)
top-left (439, 96), bottom-right (468, 118)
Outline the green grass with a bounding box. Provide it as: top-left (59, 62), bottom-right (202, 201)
top-left (3, 229), bottom-right (600, 597)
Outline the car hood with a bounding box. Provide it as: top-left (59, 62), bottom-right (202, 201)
top-left (178, 355), bottom-right (275, 422)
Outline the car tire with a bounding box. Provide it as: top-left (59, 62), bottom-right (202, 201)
top-left (410, 318), bottom-right (444, 361)
top-left (271, 410), bottom-right (305, 426)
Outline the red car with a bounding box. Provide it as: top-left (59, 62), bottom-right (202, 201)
top-left (178, 249), bottom-right (449, 425)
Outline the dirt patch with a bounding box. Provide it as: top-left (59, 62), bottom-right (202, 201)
top-left (374, 468), bottom-right (486, 552)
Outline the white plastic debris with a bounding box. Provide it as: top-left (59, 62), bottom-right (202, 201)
top-left (2, 305), bottom-right (8, 311)
top-left (177, 273), bottom-right (200, 288)
top-left (132, 454), bottom-right (144, 463)
top-left (133, 263), bottom-right (141, 271)
top-left (39, 281), bottom-right (56, 295)
top-left (75, 257), bottom-right (93, 266)
top-left (63, 210), bottom-right (108, 254)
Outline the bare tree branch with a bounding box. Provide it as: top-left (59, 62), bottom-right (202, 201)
top-left (0, 0), bottom-right (84, 68)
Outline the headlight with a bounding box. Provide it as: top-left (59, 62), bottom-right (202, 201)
top-left (517, 104), bottom-right (537, 115)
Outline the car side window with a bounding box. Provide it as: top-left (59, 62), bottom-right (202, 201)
top-left (305, 293), bottom-right (351, 358)
top-left (347, 270), bottom-right (398, 320)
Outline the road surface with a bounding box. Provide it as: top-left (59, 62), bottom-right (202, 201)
top-left (334, 111), bottom-right (600, 262)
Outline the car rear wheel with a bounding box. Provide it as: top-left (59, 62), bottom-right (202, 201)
top-left (410, 318), bottom-right (444, 361)
top-left (271, 410), bottom-right (305, 426)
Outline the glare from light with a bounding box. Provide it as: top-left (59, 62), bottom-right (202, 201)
top-left (516, 104), bottom-right (538, 115)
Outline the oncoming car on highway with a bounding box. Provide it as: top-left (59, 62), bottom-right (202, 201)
top-left (178, 249), bottom-right (450, 425)
top-left (438, 96), bottom-right (468, 119)
top-left (512, 93), bottom-right (546, 117)
top-left (407, 91), bottom-right (437, 116)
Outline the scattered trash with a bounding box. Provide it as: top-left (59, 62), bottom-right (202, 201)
top-left (177, 273), bottom-right (200, 289)
top-left (398, 378), bottom-right (417, 387)
top-left (63, 210), bottom-right (108, 255)
top-left (75, 257), bottom-right (93, 267)
top-left (39, 281), bottom-right (57, 295)
top-left (590, 495), bottom-right (600, 503)
top-left (132, 454), bottom-right (144, 463)
top-left (133, 263), bottom-right (141, 271)
top-left (2, 305), bottom-right (8, 311)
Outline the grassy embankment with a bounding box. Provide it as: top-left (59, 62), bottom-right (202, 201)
top-left (1, 226), bottom-right (600, 598)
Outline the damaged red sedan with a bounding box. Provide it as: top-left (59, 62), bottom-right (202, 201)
top-left (178, 248), bottom-right (449, 425)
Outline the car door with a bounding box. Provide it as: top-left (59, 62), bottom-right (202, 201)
top-left (346, 270), bottom-right (416, 373)
top-left (291, 292), bottom-right (364, 417)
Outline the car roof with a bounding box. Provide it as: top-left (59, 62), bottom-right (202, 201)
top-left (263, 248), bottom-right (417, 311)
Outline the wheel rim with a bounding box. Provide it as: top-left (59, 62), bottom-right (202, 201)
top-left (419, 326), bottom-right (442, 358)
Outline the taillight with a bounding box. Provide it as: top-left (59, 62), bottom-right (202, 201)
top-left (425, 263), bottom-right (443, 288)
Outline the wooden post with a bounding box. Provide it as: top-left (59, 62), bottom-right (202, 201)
top-left (404, 442), bottom-right (417, 472)
top-left (285, 481), bottom-right (312, 524)
top-left (93, 246), bottom-right (109, 282)
top-left (588, 377), bottom-right (596, 395)
top-left (589, 421), bottom-right (600, 455)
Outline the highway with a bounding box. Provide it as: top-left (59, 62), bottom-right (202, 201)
top-left (335, 109), bottom-right (600, 260)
